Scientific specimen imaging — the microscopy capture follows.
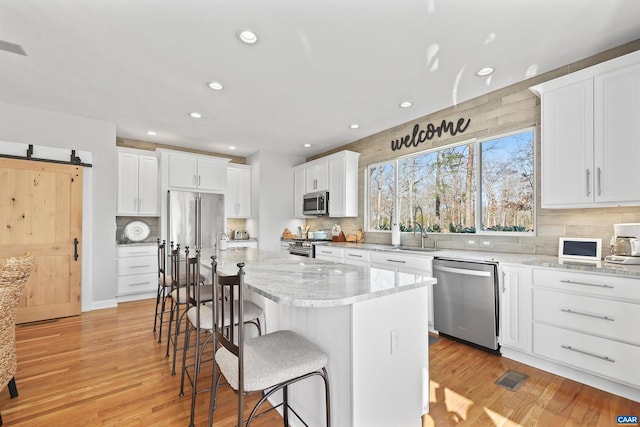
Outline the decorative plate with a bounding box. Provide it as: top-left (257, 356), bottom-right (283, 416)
top-left (124, 220), bottom-right (151, 242)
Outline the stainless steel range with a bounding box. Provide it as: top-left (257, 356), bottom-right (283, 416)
top-left (288, 239), bottom-right (331, 257)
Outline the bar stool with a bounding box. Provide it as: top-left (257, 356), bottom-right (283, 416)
top-left (153, 239), bottom-right (170, 342)
top-left (209, 262), bottom-right (331, 427)
top-left (180, 254), bottom-right (263, 427)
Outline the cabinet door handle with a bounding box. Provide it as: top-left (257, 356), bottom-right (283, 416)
top-left (560, 279), bottom-right (614, 289)
top-left (387, 259), bottom-right (406, 264)
top-left (198, 175), bottom-right (201, 186)
top-left (130, 265), bottom-right (151, 268)
top-left (129, 281), bottom-right (150, 286)
top-left (597, 167), bottom-right (602, 196)
top-left (74, 238), bottom-right (79, 261)
top-left (502, 271), bottom-right (507, 293)
top-left (560, 308), bottom-right (614, 321)
top-left (561, 345), bottom-right (615, 363)
top-left (586, 169), bottom-right (591, 196)
top-left (348, 254), bottom-right (363, 258)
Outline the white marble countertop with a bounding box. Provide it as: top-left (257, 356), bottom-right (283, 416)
top-left (199, 248), bottom-right (436, 308)
top-left (317, 242), bottom-right (640, 278)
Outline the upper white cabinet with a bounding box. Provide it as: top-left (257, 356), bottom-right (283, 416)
top-left (305, 162), bottom-right (329, 192)
top-left (531, 50), bottom-right (640, 208)
top-left (293, 150), bottom-right (360, 218)
top-left (167, 152), bottom-right (229, 192)
top-left (117, 148), bottom-right (159, 216)
top-left (226, 164), bottom-right (251, 218)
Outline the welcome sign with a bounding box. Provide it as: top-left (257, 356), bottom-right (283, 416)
top-left (391, 117), bottom-right (471, 151)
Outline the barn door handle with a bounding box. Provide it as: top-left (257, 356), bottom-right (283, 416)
top-left (74, 238), bottom-right (79, 261)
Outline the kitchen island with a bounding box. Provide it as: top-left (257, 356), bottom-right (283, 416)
top-left (202, 248), bottom-right (436, 427)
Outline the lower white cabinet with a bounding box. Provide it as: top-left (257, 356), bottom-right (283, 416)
top-left (499, 263), bottom-right (531, 352)
top-left (531, 267), bottom-right (640, 388)
top-left (117, 244), bottom-right (158, 296)
top-left (314, 246), bottom-right (344, 262)
top-left (533, 322), bottom-right (640, 388)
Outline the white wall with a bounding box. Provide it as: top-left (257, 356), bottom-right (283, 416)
top-left (0, 102), bottom-right (117, 308)
top-left (247, 150), bottom-right (305, 251)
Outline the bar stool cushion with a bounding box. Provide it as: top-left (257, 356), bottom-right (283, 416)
top-left (215, 330), bottom-right (328, 392)
top-left (186, 300), bottom-right (262, 331)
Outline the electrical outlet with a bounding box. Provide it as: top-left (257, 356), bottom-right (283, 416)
top-left (482, 240), bottom-right (492, 246)
top-left (467, 240), bottom-right (476, 245)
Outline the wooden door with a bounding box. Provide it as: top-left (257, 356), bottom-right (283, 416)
top-left (0, 158), bottom-right (82, 323)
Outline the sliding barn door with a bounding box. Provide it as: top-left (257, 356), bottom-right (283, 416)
top-left (0, 158), bottom-right (83, 323)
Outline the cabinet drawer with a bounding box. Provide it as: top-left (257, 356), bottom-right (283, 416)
top-left (370, 252), bottom-right (432, 273)
top-left (532, 268), bottom-right (640, 302)
top-left (118, 273), bottom-right (157, 295)
top-left (533, 322), bottom-right (640, 388)
top-left (344, 249), bottom-right (370, 263)
top-left (533, 288), bottom-right (640, 345)
top-left (315, 246), bottom-right (344, 260)
top-left (117, 255), bottom-right (157, 275)
top-left (117, 245), bottom-right (156, 257)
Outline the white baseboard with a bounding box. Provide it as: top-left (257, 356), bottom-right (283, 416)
top-left (116, 292), bottom-right (156, 303)
top-left (90, 299), bottom-right (117, 310)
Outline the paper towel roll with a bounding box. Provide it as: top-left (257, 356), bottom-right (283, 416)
top-left (391, 223), bottom-right (400, 246)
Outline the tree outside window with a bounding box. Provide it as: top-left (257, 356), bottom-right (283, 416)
top-left (367, 128), bottom-right (535, 234)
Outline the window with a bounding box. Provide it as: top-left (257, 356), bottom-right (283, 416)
top-left (366, 128), bottom-right (535, 234)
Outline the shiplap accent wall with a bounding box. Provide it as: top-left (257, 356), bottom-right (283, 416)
top-left (307, 40), bottom-right (640, 256)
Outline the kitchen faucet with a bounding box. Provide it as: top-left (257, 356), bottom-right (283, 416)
top-left (413, 206), bottom-right (428, 248)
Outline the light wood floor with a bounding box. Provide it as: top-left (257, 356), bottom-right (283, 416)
top-left (1, 299), bottom-right (638, 426)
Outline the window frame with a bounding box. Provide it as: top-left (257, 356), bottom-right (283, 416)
top-left (364, 127), bottom-right (536, 236)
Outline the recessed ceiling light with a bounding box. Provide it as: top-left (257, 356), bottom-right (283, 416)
top-left (208, 81), bottom-right (223, 90)
top-left (399, 101), bottom-right (413, 108)
top-left (190, 112), bottom-right (202, 118)
top-left (146, 131), bottom-right (157, 136)
top-left (476, 66), bottom-right (495, 77)
top-left (349, 124), bottom-right (360, 129)
top-left (237, 29), bottom-right (258, 45)
top-left (228, 146), bottom-right (236, 150)
top-left (303, 144), bottom-right (312, 148)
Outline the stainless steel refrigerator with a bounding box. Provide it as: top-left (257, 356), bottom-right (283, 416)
top-left (167, 190), bottom-right (225, 250)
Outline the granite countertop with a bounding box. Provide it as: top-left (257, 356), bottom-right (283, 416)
top-left (316, 242), bottom-right (640, 279)
top-left (199, 248), bottom-right (435, 308)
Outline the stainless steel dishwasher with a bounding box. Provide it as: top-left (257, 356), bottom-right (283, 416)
top-left (432, 258), bottom-right (500, 353)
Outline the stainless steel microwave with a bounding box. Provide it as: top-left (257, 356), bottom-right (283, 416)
top-left (303, 191), bottom-right (329, 216)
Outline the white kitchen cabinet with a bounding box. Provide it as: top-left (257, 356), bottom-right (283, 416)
top-left (293, 150), bottom-right (360, 218)
top-left (328, 150), bottom-right (360, 217)
top-left (117, 244), bottom-right (158, 297)
top-left (167, 152), bottom-right (229, 192)
top-left (117, 149), bottom-right (159, 216)
top-left (344, 248), bottom-right (371, 266)
top-left (499, 263), bottom-right (531, 352)
top-left (531, 267), bottom-right (640, 388)
top-left (531, 50), bottom-right (640, 208)
top-left (226, 165), bottom-right (251, 218)
top-left (314, 245), bottom-right (344, 262)
top-left (293, 167), bottom-right (306, 218)
top-left (305, 161), bottom-right (329, 193)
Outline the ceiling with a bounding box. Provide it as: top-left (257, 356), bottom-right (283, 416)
top-left (1, 1), bottom-right (639, 158)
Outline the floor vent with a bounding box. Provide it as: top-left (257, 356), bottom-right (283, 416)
top-left (495, 370), bottom-right (528, 391)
